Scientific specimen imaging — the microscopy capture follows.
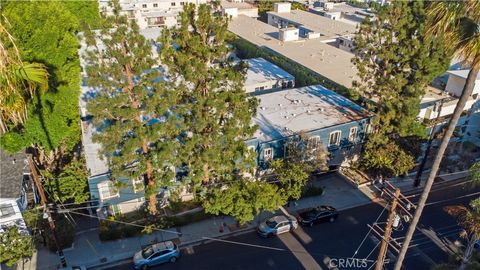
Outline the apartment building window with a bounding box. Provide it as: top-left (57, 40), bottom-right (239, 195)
top-left (133, 177), bottom-right (144, 193)
top-left (142, 4), bottom-right (147, 8)
top-left (308, 136), bottom-right (320, 149)
top-left (180, 1), bottom-right (185, 5)
top-left (153, 3), bottom-right (158, 7)
top-left (98, 181), bottom-right (119, 200)
top-left (348, 127), bottom-right (358, 142)
top-left (328, 131), bottom-right (341, 146)
top-left (0, 203), bottom-right (15, 218)
top-left (171, 2), bottom-right (176, 6)
top-left (264, 148), bottom-right (273, 160)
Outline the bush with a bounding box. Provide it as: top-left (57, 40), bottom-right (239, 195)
top-left (168, 200), bottom-right (201, 214)
top-left (98, 210), bottom-right (214, 241)
top-left (301, 184), bottom-right (324, 198)
top-left (167, 211), bottom-right (214, 227)
top-left (99, 217), bottom-right (143, 241)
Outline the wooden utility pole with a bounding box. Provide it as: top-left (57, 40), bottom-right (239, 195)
top-left (28, 155), bottom-right (67, 267)
top-left (375, 188), bottom-right (401, 270)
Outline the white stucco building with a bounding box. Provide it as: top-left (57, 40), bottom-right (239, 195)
top-left (419, 69), bottom-right (480, 123)
top-left (99, 0), bottom-right (209, 29)
top-left (244, 58), bottom-right (295, 94)
top-left (221, 0), bottom-right (258, 18)
top-left (445, 69), bottom-right (480, 99)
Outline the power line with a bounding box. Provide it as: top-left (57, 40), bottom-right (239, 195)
top-left (65, 209), bottom-right (375, 261)
top-left (352, 206), bottom-right (387, 258)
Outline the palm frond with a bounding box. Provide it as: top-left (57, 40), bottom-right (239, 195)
top-left (444, 204), bottom-right (480, 239)
top-left (465, 0), bottom-right (480, 22)
top-left (427, 1), bottom-right (465, 38)
top-left (14, 62), bottom-right (49, 93)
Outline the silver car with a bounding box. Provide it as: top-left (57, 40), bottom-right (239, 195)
top-left (257, 215), bottom-right (298, 237)
top-left (133, 241), bottom-right (180, 270)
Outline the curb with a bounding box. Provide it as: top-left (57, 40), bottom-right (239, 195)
top-left (401, 176), bottom-right (468, 196)
top-left (85, 176), bottom-right (469, 270)
top-left (89, 199), bottom-right (377, 269)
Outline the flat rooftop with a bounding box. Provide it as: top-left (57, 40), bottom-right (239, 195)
top-left (245, 57), bottom-right (294, 86)
top-left (221, 0), bottom-right (256, 10)
top-left (229, 15), bottom-right (357, 88)
top-left (267, 9), bottom-right (356, 39)
top-left (421, 86), bottom-right (448, 103)
top-left (253, 85), bottom-right (371, 142)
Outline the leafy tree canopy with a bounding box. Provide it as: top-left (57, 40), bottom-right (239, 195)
top-left (160, 3), bottom-right (258, 191)
top-left (353, 0), bottom-right (451, 138)
top-left (204, 180), bottom-right (285, 225)
top-left (44, 156), bottom-right (89, 204)
top-left (353, 0), bottom-right (451, 176)
top-left (160, 4), bottom-right (286, 223)
top-left (83, 0), bottom-right (178, 214)
top-left (362, 133), bottom-right (415, 177)
top-left (269, 132), bottom-right (329, 200)
top-left (62, 1), bottom-right (101, 28)
top-left (0, 1), bottom-right (82, 154)
top-left (0, 226), bottom-right (33, 267)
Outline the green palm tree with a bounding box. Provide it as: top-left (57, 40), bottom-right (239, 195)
top-left (394, 2), bottom-right (480, 269)
top-left (0, 18), bottom-right (48, 134)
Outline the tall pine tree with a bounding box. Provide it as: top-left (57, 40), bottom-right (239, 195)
top-left (83, 0), bottom-right (178, 215)
top-left (160, 4), bottom-right (278, 222)
top-left (352, 0), bottom-right (451, 176)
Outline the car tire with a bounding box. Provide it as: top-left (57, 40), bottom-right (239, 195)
top-left (141, 265), bottom-right (148, 270)
top-left (170, 256), bottom-right (177, 263)
top-left (329, 217), bottom-right (336, 223)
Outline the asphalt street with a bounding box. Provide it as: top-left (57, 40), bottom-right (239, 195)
top-left (105, 180), bottom-right (479, 270)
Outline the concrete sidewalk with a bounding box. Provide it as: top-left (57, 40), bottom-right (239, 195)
top-left (19, 171), bottom-right (466, 270)
top-left (357, 169), bottom-right (471, 197)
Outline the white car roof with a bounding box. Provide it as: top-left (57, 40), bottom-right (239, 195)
top-left (272, 215), bottom-right (289, 223)
top-left (152, 241), bottom-right (174, 252)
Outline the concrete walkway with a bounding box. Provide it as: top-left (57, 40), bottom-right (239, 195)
top-left (18, 171), bottom-right (467, 270)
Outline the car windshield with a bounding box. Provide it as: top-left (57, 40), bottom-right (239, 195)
top-left (142, 247), bottom-right (154, 259)
top-left (266, 218), bottom-right (278, 228)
